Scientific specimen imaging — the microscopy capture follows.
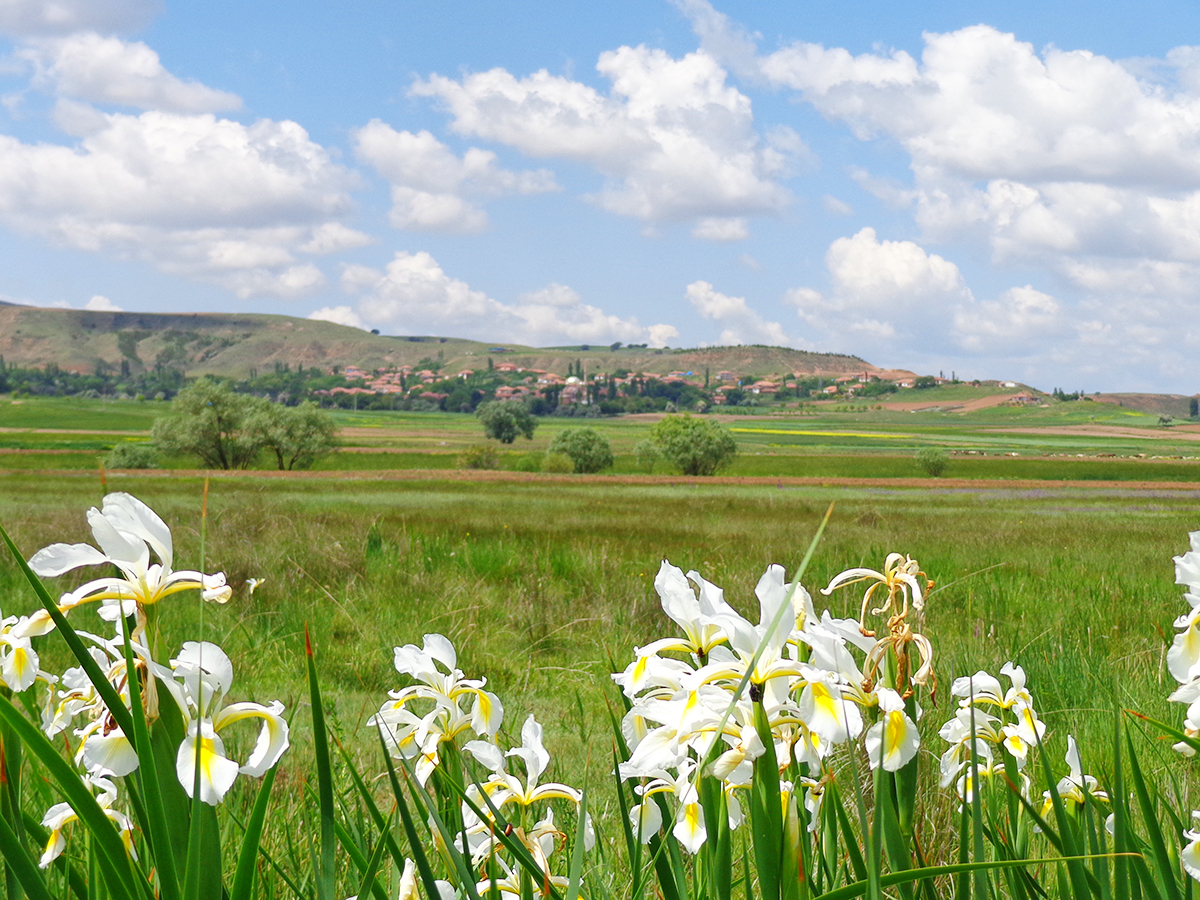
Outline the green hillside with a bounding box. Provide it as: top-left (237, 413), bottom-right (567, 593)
top-left (0, 302), bottom-right (897, 380)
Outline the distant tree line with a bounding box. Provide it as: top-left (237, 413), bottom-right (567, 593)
top-left (0, 357), bottom-right (186, 399)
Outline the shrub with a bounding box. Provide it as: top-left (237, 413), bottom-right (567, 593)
top-left (542, 452), bottom-right (574, 473)
top-left (547, 427), bottom-right (614, 473)
top-left (104, 441), bottom-right (160, 469)
top-left (476, 400), bottom-right (538, 443)
top-left (916, 446), bottom-right (949, 477)
top-left (634, 439), bottom-right (660, 473)
top-left (513, 453), bottom-right (542, 472)
top-left (647, 413), bottom-right (737, 476)
top-left (458, 444), bottom-right (501, 470)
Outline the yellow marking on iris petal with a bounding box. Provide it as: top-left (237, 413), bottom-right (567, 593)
top-left (884, 712), bottom-right (906, 762)
top-left (812, 683), bottom-right (842, 723)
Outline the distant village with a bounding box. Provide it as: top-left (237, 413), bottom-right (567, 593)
top-left (300, 357), bottom-right (1028, 414)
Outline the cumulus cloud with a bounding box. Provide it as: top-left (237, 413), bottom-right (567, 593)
top-left (299, 222), bottom-right (374, 255)
top-left (353, 121), bottom-right (557, 232)
top-left (0, 0), bottom-right (157, 37)
top-left (343, 250), bottom-right (676, 345)
top-left (755, 24), bottom-right (1200, 287)
top-left (669, 3), bottom-right (1200, 383)
top-left (20, 33), bottom-right (241, 112)
top-left (825, 227), bottom-right (969, 309)
top-left (84, 294), bottom-right (120, 311)
top-left (953, 285), bottom-right (1067, 352)
top-left (309, 305), bottom-right (366, 330)
top-left (647, 323), bottom-right (680, 348)
top-left (411, 44), bottom-right (794, 226)
top-left (692, 216), bottom-right (748, 241)
top-left (0, 108), bottom-right (359, 297)
top-left (785, 228), bottom-right (971, 351)
top-left (685, 279), bottom-right (792, 345)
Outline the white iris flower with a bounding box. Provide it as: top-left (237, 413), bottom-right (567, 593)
top-left (28, 492), bottom-right (231, 631)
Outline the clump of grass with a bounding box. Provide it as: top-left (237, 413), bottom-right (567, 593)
top-left (542, 452), bottom-right (574, 473)
top-left (916, 445), bottom-right (949, 476)
top-left (458, 443), bottom-right (500, 469)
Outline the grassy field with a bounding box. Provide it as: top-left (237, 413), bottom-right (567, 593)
top-left (1, 471), bottom-right (1192, 798)
top-left (4, 393), bottom-right (1200, 482)
top-left (3, 392), bottom-right (1199, 896)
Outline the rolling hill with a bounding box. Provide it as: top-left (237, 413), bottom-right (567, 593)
top-left (0, 302), bottom-right (909, 381)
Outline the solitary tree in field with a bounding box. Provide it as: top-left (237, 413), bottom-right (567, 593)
top-left (647, 414), bottom-right (737, 476)
top-left (252, 401), bottom-right (338, 470)
top-left (477, 400), bottom-right (537, 444)
top-left (151, 379), bottom-right (264, 469)
top-left (548, 427), bottom-right (614, 473)
top-left (151, 378), bottom-right (337, 469)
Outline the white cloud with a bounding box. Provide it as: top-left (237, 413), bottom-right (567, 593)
top-left (0, 109), bottom-right (358, 297)
top-left (353, 121), bottom-right (557, 232)
top-left (0, 0), bottom-right (157, 37)
top-left (756, 25), bottom-right (1200, 290)
top-left (84, 293), bottom-right (120, 311)
top-left (343, 250), bottom-right (675, 345)
top-left (784, 228), bottom-right (971, 352)
top-left (825, 227), bottom-right (969, 309)
top-left (647, 323), bottom-right (680, 348)
top-left (685, 279), bottom-right (792, 345)
top-left (736, 252), bottom-right (761, 270)
top-left (953, 285), bottom-right (1066, 352)
top-left (299, 222), bottom-right (374, 255)
top-left (412, 44), bottom-right (793, 225)
top-left (822, 195), bottom-right (853, 216)
top-left (692, 216), bottom-right (748, 241)
top-left (309, 305), bottom-right (366, 330)
top-left (20, 33), bottom-right (241, 112)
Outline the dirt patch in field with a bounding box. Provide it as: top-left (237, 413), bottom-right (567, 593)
top-left (9, 467), bottom-right (1198, 492)
top-left (993, 424), bottom-right (1200, 441)
top-left (880, 394), bottom-right (1016, 412)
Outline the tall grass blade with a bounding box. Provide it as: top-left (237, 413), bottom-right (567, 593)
top-left (0, 693), bottom-right (146, 899)
top-left (183, 721), bottom-right (206, 900)
top-left (118, 618), bottom-right (184, 900)
top-left (392, 755), bottom-right (483, 900)
top-left (377, 731), bottom-right (444, 900)
top-left (565, 788), bottom-right (587, 900)
top-left (336, 738), bottom-right (408, 875)
top-left (230, 765), bottom-right (278, 900)
top-left (352, 812), bottom-right (394, 900)
top-left (0, 807), bottom-right (54, 900)
top-left (814, 856), bottom-right (1138, 900)
top-left (1, 703), bottom-right (26, 900)
top-left (1035, 736), bottom-right (1090, 900)
top-left (305, 624), bottom-right (336, 900)
top-left (1112, 713), bottom-right (1129, 900)
top-left (1125, 731), bottom-right (1181, 900)
top-left (751, 701), bottom-right (784, 900)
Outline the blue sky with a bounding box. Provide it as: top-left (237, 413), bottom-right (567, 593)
top-left (1, 0), bottom-right (1199, 390)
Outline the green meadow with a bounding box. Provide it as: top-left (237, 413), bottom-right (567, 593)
top-left (1, 470), bottom-right (1192, 797)
top-left (3, 392), bottom-right (1199, 894)
top-left (3, 390), bottom-right (1200, 481)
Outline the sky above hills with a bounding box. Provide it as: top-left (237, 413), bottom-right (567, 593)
top-left (0, 0), bottom-right (1198, 390)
